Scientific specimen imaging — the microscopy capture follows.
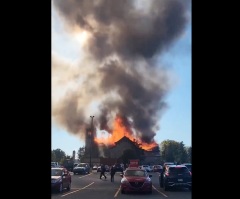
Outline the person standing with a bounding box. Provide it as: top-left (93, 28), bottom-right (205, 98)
top-left (100, 164), bottom-right (107, 180)
top-left (110, 165), bottom-right (116, 182)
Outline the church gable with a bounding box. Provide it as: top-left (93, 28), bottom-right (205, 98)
top-left (109, 136), bottom-right (144, 158)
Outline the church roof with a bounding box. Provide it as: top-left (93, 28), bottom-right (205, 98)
top-left (111, 136), bottom-right (145, 151)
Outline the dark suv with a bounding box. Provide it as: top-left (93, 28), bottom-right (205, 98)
top-left (181, 163), bottom-right (192, 172)
top-left (159, 165), bottom-right (192, 191)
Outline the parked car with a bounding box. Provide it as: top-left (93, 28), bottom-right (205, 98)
top-left (51, 162), bottom-right (60, 168)
top-left (51, 168), bottom-right (71, 193)
top-left (115, 164), bottom-right (123, 172)
top-left (92, 165), bottom-right (98, 170)
top-left (97, 165), bottom-right (110, 172)
top-left (51, 162), bottom-right (59, 167)
top-left (120, 167), bottom-right (152, 194)
top-left (159, 165), bottom-right (192, 191)
top-left (149, 166), bottom-right (154, 172)
top-left (181, 163), bottom-right (192, 172)
top-left (105, 165), bottom-right (110, 172)
top-left (97, 166), bottom-right (101, 172)
top-left (63, 159), bottom-right (74, 172)
top-left (73, 163), bottom-right (79, 168)
top-left (153, 165), bottom-right (163, 172)
top-left (139, 165), bottom-right (151, 172)
top-left (161, 162), bottom-right (175, 175)
top-left (73, 163), bottom-right (90, 175)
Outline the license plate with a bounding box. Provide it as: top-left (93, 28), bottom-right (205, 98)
top-left (178, 179), bottom-right (183, 181)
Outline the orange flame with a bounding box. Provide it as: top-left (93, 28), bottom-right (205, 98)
top-left (94, 116), bottom-right (157, 151)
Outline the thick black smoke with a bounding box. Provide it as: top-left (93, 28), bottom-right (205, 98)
top-left (52, 0), bottom-right (191, 144)
top-left (53, 0), bottom-right (189, 60)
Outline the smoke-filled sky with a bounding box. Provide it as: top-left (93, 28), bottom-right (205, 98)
top-left (52, 0), bottom-right (191, 156)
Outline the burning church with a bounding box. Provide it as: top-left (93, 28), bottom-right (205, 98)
top-left (82, 115), bottom-right (161, 166)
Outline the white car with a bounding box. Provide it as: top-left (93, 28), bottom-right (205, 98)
top-left (139, 165), bottom-right (151, 172)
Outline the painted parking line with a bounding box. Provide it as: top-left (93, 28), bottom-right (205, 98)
top-left (61, 182), bottom-right (94, 197)
top-left (152, 185), bottom-right (168, 197)
top-left (114, 186), bottom-right (121, 198)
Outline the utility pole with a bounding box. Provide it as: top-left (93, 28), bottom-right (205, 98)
top-left (89, 116), bottom-right (94, 170)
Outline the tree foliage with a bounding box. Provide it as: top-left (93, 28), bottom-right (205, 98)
top-left (78, 147), bottom-right (85, 160)
top-left (186, 146), bottom-right (192, 163)
top-left (51, 148), bottom-right (66, 164)
top-left (160, 140), bottom-right (191, 164)
top-left (51, 150), bottom-right (56, 161)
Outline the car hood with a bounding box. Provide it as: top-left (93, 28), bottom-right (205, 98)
top-left (51, 176), bottom-right (61, 180)
top-left (125, 176), bottom-right (147, 182)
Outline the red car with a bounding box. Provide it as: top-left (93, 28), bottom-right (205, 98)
top-left (51, 168), bottom-right (71, 193)
top-left (120, 167), bottom-right (152, 194)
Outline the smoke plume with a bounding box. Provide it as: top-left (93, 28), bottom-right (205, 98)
top-left (52, 0), bottom-right (191, 144)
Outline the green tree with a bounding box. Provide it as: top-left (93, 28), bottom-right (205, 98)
top-left (52, 148), bottom-right (66, 164)
top-left (78, 147), bottom-right (85, 160)
top-left (161, 140), bottom-right (176, 162)
top-left (51, 150), bottom-right (56, 162)
top-left (175, 141), bottom-right (188, 164)
top-left (186, 146), bottom-right (192, 163)
top-left (160, 140), bottom-right (189, 164)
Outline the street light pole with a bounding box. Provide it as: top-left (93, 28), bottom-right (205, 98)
top-left (89, 116), bottom-right (94, 170)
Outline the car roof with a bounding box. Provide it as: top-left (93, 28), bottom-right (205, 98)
top-left (167, 165), bottom-right (187, 168)
top-left (51, 168), bottom-right (64, 170)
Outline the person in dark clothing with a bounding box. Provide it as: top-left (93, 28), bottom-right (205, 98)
top-left (160, 165), bottom-right (166, 187)
top-left (100, 164), bottom-right (107, 180)
top-left (110, 165), bottom-right (116, 182)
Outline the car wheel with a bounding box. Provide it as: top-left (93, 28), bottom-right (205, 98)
top-left (59, 183), bottom-right (63, 193)
top-left (67, 182), bottom-right (71, 191)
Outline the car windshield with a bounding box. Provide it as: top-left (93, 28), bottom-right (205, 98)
top-left (169, 167), bottom-right (189, 174)
top-left (125, 170), bottom-right (146, 177)
top-left (51, 169), bottom-right (63, 176)
top-left (185, 165), bottom-right (192, 171)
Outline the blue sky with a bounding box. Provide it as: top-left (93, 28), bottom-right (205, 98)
top-left (51, 2), bottom-right (191, 157)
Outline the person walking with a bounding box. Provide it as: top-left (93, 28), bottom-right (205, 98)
top-left (100, 164), bottom-right (107, 180)
top-left (110, 165), bottom-right (116, 182)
